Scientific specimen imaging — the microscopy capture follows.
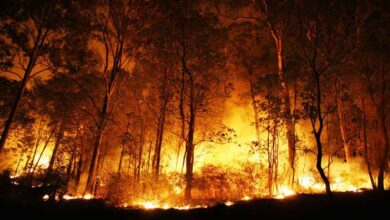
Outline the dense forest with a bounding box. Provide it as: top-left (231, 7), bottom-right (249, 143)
top-left (0, 0), bottom-right (389, 208)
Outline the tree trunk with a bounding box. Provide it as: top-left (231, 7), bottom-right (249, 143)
top-left (184, 54), bottom-right (196, 200)
top-left (45, 123), bottom-right (64, 182)
top-left (361, 97), bottom-right (376, 190)
top-left (31, 128), bottom-right (55, 175)
top-left (315, 132), bottom-right (332, 196)
top-left (0, 28), bottom-right (44, 152)
top-left (84, 124), bottom-right (104, 195)
top-left (377, 68), bottom-right (389, 191)
top-left (337, 93), bottom-right (352, 162)
top-left (274, 36), bottom-right (296, 178)
top-left (75, 134), bottom-right (86, 191)
top-left (249, 76), bottom-right (260, 143)
top-left (118, 144), bottom-right (126, 175)
top-left (377, 110), bottom-right (389, 191)
top-left (14, 154), bottom-right (23, 177)
top-left (312, 68), bottom-right (333, 198)
top-left (153, 97), bottom-right (168, 180)
top-left (184, 108), bottom-right (196, 201)
top-left (28, 122), bottom-right (44, 174)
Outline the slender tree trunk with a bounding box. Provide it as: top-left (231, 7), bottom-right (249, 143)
top-left (94, 143), bottom-right (108, 195)
top-left (312, 68), bottom-right (333, 197)
top-left (267, 120), bottom-right (272, 194)
top-left (337, 93), bottom-right (352, 162)
top-left (273, 36), bottom-right (296, 178)
top-left (14, 154), bottom-right (23, 177)
top-left (75, 134), bottom-right (86, 191)
top-left (23, 123), bottom-right (42, 173)
top-left (147, 141), bottom-right (152, 173)
top-left (377, 111), bottom-right (389, 191)
top-left (0, 77), bottom-right (27, 144)
top-left (184, 48), bottom-right (196, 200)
top-left (0, 28), bottom-right (44, 152)
top-left (85, 124), bottom-right (104, 195)
top-left (45, 123), bottom-right (64, 182)
top-left (184, 108), bottom-right (196, 201)
top-left (66, 142), bottom-right (77, 183)
top-left (118, 144), bottom-right (126, 175)
top-left (361, 97), bottom-right (376, 190)
top-left (315, 132), bottom-right (332, 196)
top-left (249, 76), bottom-right (260, 142)
top-left (28, 122), bottom-right (44, 174)
top-left (377, 68), bottom-right (389, 191)
top-left (153, 99), bottom-right (168, 180)
top-left (31, 128), bottom-right (55, 175)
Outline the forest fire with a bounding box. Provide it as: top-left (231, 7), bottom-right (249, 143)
top-left (0, 0), bottom-right (389, 219)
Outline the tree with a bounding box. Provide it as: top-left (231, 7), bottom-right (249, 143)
top-left (80, 0), bottom-right (147, 195)
top-left (0, 0), bottom-right (68, 152)
top-left (295, 0), bottom-right (361, 197)
top-left (211, 0), bottom-right (297, 186)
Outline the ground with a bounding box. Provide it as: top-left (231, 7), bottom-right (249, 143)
top-left (0, 191), bottom-right (389, 220)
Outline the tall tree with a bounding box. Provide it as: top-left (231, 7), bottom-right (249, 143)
top-left (0, 0), bottom-right (67, 152)
top-left (83, 0), bottom-right (146, 195)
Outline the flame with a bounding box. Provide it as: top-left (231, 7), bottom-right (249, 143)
top-left (62, 194), bottom-right (94, 200)
top-left (42, 194), bottom-right (49, 201)
top-left (276, 186), bottom-right (295, 198)
top-left (241, 195), bottom-right (251, 201)
top-left (225, 201), bottom-right (234, 206)
top-left (133, 201), bottom-right (197, 210)
top-left (9, 79), bottom-right (388, 211)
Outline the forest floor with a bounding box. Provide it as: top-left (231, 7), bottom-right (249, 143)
top-left (0, 190), bottom-right (389, 220)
